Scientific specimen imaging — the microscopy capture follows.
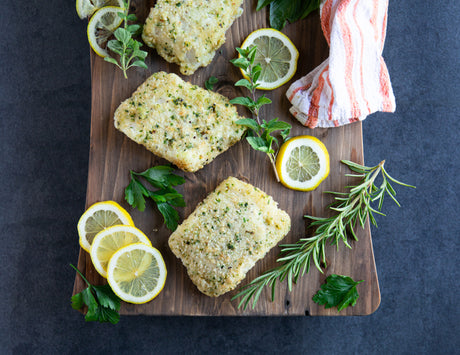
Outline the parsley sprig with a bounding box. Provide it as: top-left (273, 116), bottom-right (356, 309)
top-left (104, 0), bottom-right (148, 79)
top-left (312, 274), bottom-right (363, 312)
top-left (232, 160), bottom-right (415, 309)
top-left (124, 165), bottom-right (185, 231)
top-left (230, 46), bottom-right (291, 182)
top-left (70, 264), bottom-right (121, 324)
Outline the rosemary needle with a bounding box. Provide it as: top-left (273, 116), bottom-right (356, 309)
top-left (232, 160), bottom-right (415, 310)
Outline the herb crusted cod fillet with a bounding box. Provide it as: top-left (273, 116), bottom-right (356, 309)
top-left (168, 177), bottom-right (291, 297)
top-left (142, 0), bottom-right (244, 75)
top-left (114, 72), bottom-right (246, 172)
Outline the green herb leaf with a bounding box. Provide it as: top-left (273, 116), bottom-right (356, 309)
top-left (236, 118), bottom-right (260, 132)
top-left (246, 136), bottom-right (269, 152)
top-left (255, 95), bottom-right (272, 108)
top-left (104, 0), bottom-right (148, 78)
top-left (126, 13), bottom-right (137, 22)
top-left (125, 165), bottom-right (185, 230)
top-left (134, 166), bottom-right (185, 189)
top-left (312, 274), bottom-right (363, 312)
top-left (205, 76), bottom-right (219, 90)
top-left (229, 97), bottom-right (255, 108)
top-left (230, 57), bottom-right (250, 70)
top-left (261, 118), bottom-right (291, 133)
top-left (257, 0), bottom-right (275, 11)
top-left (132, 60), bottom-right (148, 69)
top-left (156, 202), bottom-right (180, 231)
top-left (124, 178), bottom-right (147, 211)
top-left (70, 264), bottom-right (121, 324)
top-left (127, 24), bottom-right (141, 35)
top-left (92, 285), bottom-right (121, 311)
top-left (257, 0), bottom-right (321, 30)
top-left (235, 78), bottom-right (253, 90)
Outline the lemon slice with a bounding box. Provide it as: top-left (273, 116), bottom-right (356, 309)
top-left (77, 201), bottom-right (134, 252)
top-left (87, 6), bottom-right (124, 57)
top-left (76, 0), bottom-right (124, 20)
top-left (90, 225), bottom-right (152, 278)
top-left (276, 136), bottom-right (330, 191)
top-left (107, 243), bottom-right (167, 304)
top-left (240, 28), bottom-right (299, 90)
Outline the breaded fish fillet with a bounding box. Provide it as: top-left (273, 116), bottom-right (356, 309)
top-left (114, 72), bottom-right (245, 172)
top-left (142, 0), bottom-right (244, 75)
top-left (168, 177), bottom-right (291, 297)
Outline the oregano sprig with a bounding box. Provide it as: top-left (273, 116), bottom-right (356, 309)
top-left (104, 0), bottom-right (148, 78)
top-left (230, 46), bottom-right (291, 182)
top-left (232, 160), bottom-right (415, 310)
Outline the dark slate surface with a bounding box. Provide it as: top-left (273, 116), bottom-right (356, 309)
top-left (1, 1), bottom-right (458, 353)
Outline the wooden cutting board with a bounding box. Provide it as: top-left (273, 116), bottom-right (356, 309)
top-left (73, 0), bottom-right (380, 316)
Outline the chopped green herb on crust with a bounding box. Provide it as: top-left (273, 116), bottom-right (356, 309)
top-left (168, 177), bottom-right (291, 297)
top-left (114, 72), bottom-right (246, 172)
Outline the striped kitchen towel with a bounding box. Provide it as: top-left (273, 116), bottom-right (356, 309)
top-left (286, 0), bottom-right (396, 128)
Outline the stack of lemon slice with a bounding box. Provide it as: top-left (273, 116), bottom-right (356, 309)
top-left (77, 201), bottom-right (167, 304)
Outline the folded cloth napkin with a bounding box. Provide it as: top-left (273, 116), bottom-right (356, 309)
top-left (286, 0), bottom-right (396, 128)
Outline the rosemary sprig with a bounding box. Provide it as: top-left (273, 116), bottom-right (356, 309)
top-left (104, 0), bottom-right (148, 78)
top-left (230, 46), bottom-right (291, 182)
top-left (232, 160), bottom-right (415, 310)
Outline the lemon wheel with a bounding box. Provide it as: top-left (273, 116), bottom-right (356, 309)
top-left (107, 243), bottom-right (167, 304)
top-left (240, 28), bottom-right (299, 90)
top-left (276, 135), bottom-right (330, 191)
top-left (77, 200), bottom-right (134, 252)
top-left (87, 6), bottom-right (124, 57)
top-left (90, 225), bottom-right (152, 278)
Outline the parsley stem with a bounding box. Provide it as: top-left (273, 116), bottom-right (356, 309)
top-left (70, 263), bottom-right (91, 288)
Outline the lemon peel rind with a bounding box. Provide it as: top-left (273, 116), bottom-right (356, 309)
top-left (77, 200), bottom-right (134, 252)
top-left (276, 136), bottom-right (330, 192)
top-left (87, 6), bottom-right (124, 58)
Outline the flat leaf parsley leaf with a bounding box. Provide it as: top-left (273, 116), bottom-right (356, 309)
top-left (312, 274), bottom-right (363, 312)
top-left (70, 264), bottom-right (121, 324)
top-left (124, 165), bottom-right (185, 231)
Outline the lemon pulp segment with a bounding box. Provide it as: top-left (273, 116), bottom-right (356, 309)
top-left (107, 243), bottom-right (167, 304)
top-left (252, 36), bottom-right (292, 83)
top-left (286, 146), bottom-right (321, 182)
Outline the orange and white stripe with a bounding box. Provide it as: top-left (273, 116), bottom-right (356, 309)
top-left (286, 0), bottom-right (395, 128)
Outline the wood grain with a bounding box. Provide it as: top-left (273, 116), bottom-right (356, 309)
top-left (73, 0), bottom-right (380, 316)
